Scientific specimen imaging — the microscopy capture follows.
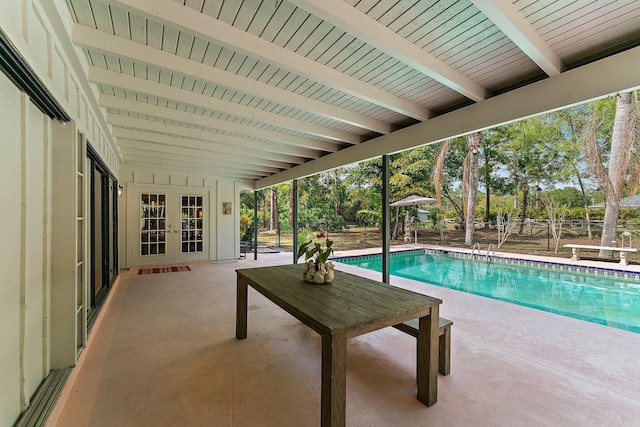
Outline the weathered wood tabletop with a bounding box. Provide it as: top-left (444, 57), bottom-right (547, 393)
top-left (236, 264), bottom-right (442, 427)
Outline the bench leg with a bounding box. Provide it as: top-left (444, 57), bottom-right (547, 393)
top-left (570, 248), bottom-right (580, 261)
top-left (619, 251), bottom-right (628, 265)
top-left (438, 325), bottom-right (451, 376)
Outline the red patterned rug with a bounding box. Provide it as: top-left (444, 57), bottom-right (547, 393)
top-left (138, 266), bottom-right (191, 275)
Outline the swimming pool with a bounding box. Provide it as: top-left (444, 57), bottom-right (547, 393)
top-left (338, 250), bottom-right (640, 333)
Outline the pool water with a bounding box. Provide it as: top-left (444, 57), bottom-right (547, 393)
top-left (339, 251), bottom-right (640, 333)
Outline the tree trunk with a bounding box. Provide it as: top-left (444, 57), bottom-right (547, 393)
top-left (289, 185), bottom-right (294, 228)
top-left (600, 92), bottom-right (632, 257)
top-left (573, 166), bottom-right (593, 239)
top-left (465, 132), bottom-right (481, 246)
top-left (484, 185), bottom-right (491, 226)
top-left (392, 207), bottom-right (401, 239)
top-left (518, 184), bottom-right (529, 234)
top-left (270, 187), bottom-right (278, 231)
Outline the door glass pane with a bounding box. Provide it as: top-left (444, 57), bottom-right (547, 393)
top-left (181, 194), bottom-right (204, 253)
top-left (94, 169), bottom-right (103, 297)
top-left (140, 193), bottom-right (166, 256)
top-left (109, 179), bottom-right (115, 283)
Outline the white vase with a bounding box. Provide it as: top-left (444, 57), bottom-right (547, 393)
top-left (302, 260), bottom-right (334, 284)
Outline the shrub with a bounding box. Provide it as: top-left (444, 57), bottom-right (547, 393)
top-left (240, 214), bottom-right (252, 241)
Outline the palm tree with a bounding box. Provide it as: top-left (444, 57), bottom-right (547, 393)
top-left (464, 132), bottom-right (482, 246)
top-left (585, 91), bottom-right (640, 258)
top-left (433, 133), bottom-right (482, 246)
top-left (555, 107), bottom-right (594, 239)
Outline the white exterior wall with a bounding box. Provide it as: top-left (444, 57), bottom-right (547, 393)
top-left (0, 1), bottom-right (243, 424)
top-left (0, 1), bottom-right (118, 425)
top-left (119, 169), bottom-right (241, 266)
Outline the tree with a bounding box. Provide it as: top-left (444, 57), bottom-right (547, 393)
top-left (496, 205), bottom-right (519, 249)
top-left (389, 147), bottom-right (437, 239)
top-left (584, 91), bottom-right (640, 257)
top-left (499, 115), bottom-right (564, 234)
top-left (542, 195), bottom-right (569, 254)
top-left (433, 138), bottom-right (467, 227)
top-left (464, 132), bottom-right (481, 245)
top-left (270, 187), bottom-right (278, 231)
top-left (552, 106), bottom-right (596, 237)
top-left (346, 148), bottom-right (437, 240)
top-left (479, 129), bottom-right (508, 225)
top-left (298, 176), bottom-right (344, 232)
top-left (433, 133), bottom-right (483, 245)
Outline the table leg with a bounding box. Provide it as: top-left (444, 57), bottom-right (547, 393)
top-left (321, 332), bottom-right (347, 427)
top-left (417, 305), bottom-right (439, 406)
top-left (236, 274), bottom-right (248, 340)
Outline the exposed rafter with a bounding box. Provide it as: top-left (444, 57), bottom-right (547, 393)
top-left (120, 155), bottom-right (271, 178)
top-left (88, 66), bottom-right (358, 145)
top-left (62, 0), bottom-right (640, 185)
top-left (103, 0), bottom-right (432, 120)
top-left (107, 114), bottom-right (320, 160)
top-left (112, 127), bottom-right (307, 165)
top-left (119, 145), bottom-right (284, 175)
top-left (256, 46), bottom-right (640, 188)
top-left (99, 94), bottom-right (341, 153)
top-left (73, 24), bottom-right (391, 134)
top-left (470, 0), bottom-right (565, 76)
top-left (288, 0), bottom-right (491, 102)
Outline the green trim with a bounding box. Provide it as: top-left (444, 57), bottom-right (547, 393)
top-left (14, 368), bottom-right (72, 427)
top-left (0, 29), bottom-right (70, 122)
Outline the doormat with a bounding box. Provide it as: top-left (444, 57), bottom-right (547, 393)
top-left (138, 266), bottom-right (191, 275)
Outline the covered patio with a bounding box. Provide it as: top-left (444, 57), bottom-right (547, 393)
top-left (48, 252), bottom-right (640, 426)
top-left (5, 1), bottom-right (640, 426)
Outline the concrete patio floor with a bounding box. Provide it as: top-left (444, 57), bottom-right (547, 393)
top-left (48, 250), bottom-right (640, 426)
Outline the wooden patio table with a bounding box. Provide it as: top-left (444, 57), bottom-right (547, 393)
top-left (236, 264), bottom-right (442, 427)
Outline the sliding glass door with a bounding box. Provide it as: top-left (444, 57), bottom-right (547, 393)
top-left (87, 146), bottom-right (118, 325)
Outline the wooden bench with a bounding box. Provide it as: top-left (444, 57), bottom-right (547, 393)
top-left (393, 317), bottom-right (453, 375)
top-left (564, 244), bottom-right (637, 265)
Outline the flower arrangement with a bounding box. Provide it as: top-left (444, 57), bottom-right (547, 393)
top-left (297, 232), bottom-right (334, 264)
top-left (297, 233), bottom-right (335, 284)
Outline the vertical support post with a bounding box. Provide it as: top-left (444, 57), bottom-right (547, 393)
top-left (292, 179), bottom-right (299, 264)
top-left (381, 154), bottom-right (390, 284)
top-left (253, 190), bottom-right (258, 260)
top-left (547, 220), bottom-right (550, 252)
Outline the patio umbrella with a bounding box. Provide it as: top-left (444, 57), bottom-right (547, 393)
top-left (390, 195), bottom-right (437, 243)
top-left (390, 195), bottom-right (437, 207)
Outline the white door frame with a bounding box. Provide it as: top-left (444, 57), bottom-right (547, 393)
top-left (127, 184), bottom-right (210, 266)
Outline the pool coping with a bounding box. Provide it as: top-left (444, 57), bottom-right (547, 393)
top-left (331, 244), bottom-right (640, 281)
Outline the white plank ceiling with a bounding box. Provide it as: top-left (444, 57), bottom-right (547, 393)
top-left (64, 0), bottom-right (640, 188)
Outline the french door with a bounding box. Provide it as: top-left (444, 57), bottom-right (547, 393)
top-left (129, 186), bottom-right (209, 266)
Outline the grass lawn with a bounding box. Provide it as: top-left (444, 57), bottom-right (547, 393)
top-left (257, 223), bottom-right (640, 264)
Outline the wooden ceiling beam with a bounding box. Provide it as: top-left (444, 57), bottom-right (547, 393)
top-left (90, 68), bottom-right (357, 144)
top-left (120, 159), bottom-right (265, 180)
top-left (72, 24), bottom-right (392, 134)
top-left (99, 94), bottom-right (341, 153)
top-left (107, 114), bottom-right (319, 160)
top-left (102, 0), bottom-right (431, 120)
top-left (112, 128), bottom-right (306, 165)
top-left (471, 0), bottom-right (565, 76)
top-left (289, 0), bottom-right (491, 102)
top-left (120, 150), bottom-right (282, 175)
